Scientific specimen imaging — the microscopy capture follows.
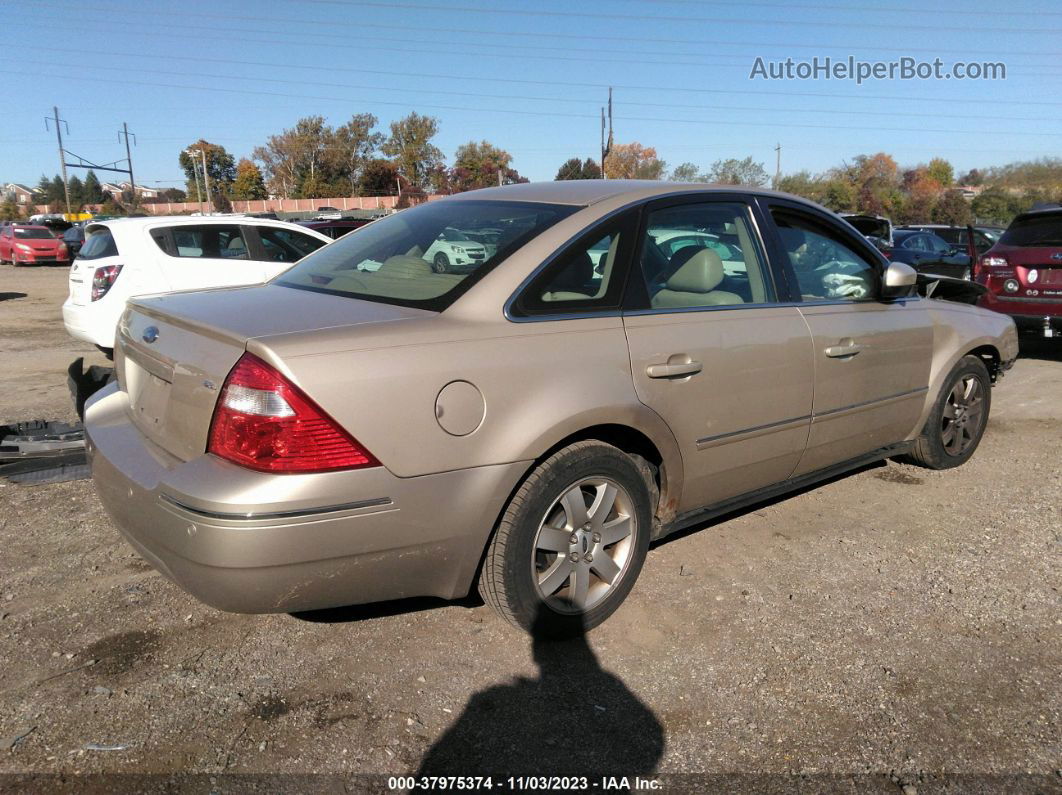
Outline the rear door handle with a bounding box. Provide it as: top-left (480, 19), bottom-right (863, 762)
top-left (646, 360), bottom-right (703, 378)
top-left (824, 343), bottom-right (865, 358)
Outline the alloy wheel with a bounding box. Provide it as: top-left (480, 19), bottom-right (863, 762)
top-left (941, 374), bottom-right (984, 456)
top-left (531, 477), bottom-right (636, 614)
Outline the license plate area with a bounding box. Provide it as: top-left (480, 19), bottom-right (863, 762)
top-left (125, 358), bottom-right (172, 432)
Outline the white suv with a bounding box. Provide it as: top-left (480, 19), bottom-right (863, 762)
top-left (62, 216), bottom-right (331, 351)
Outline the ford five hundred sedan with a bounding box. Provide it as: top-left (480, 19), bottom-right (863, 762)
top-left (85, 181), bottom-right (1018, 635)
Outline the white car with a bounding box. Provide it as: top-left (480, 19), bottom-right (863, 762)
top-left (423, 226), bottom-right (489, 273)
top-left (62, 216), bottom-right (330, 352)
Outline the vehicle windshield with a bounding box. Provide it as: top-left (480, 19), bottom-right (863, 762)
top-left (14, 228), bottom-right (55, 239)
top-left (277, 200), bottom-right (577, 310)
top-left (1000, 214), bottom-right (1062, 247)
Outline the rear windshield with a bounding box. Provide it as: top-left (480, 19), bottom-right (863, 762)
top-left (277, 200), bottom-right (577, 310)
top-left (13, 227), bottom-right (54, 239)
top-left (1000, 214), bottom-right (1062, 247)
top-left (77, 229), bottom-right (119, 259)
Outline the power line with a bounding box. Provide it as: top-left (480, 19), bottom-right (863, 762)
top-left (294, 0), bottom-right (1062, 34)
top-left (4, 53), bottom-right (1057, 124)
top-left (630, 0), bottom-right (1062, 18)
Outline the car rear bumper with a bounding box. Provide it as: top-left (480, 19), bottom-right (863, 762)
top-left (85, 383), bottom-right (528, 613)
top-left (978, 293), bottom-right (1062, 334)
top-left (61, 298), bottom-right (103, 345)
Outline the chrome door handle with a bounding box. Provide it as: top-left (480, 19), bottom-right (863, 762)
top-left (646, 360), bottom-right (703, 378)
top-left (824, 343), bottom-right (865, 358)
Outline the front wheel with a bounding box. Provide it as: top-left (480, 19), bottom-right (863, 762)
top-left (901, 355), bottom-right (991, 469)
top-left (479, 441), bottom-right (653, 636)
top-left (432, 252), bottom-right (449, 273)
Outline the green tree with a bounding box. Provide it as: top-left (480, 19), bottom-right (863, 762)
top-left (970, 187), bottom-right (1016, 225)
top-left (83, 170), bottom-right (104, 203)
top-left (358, 158), bottom-right (403, 195)
top-left (67, 175), bottom-right (85, 208)
top-left (381, 112), bottom-right (444, 192)
top-left (50, 176), bottom-right (67, 207)
top-left (0, 198), bottom-right (21, 221)
top-left (555, 157), bottom-right (600, 180)
top-left (926, 157), bottom-right (955, 187)
top-left (669, 162), bottom-right (703, 182)
top-left (447, 140), bottom-right (526, 192)
top-left (820, 179), bottom-right (856, 212)
top-left (160, 187), bottom-right (187, 202)
top-left (705, 156), bottom-right (769, 187)
top-left (178, 140), bottom-right (237, 208)
top-left (331, 113), bottom-right (385, 196)
top-left (231, 159), bottom-right (268, 200)
top-left (776, 171), bottom-right (825, 202)
top-left (932, 189), bottom-right (972, 225)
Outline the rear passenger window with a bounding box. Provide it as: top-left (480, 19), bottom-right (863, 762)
top-left (168, 226), bottom-right (248, 260)
top-left (638, 202), bottom-right (772, 309)
top-left (771, 210), bottom-right (880, 302)
top-left (257, 227), bottom-right (327, 263)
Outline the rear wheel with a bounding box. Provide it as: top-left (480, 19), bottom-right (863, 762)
top-left (902, 355), bottom-right (991, 470)
top-left (479, 441), bottom-right (652, 636)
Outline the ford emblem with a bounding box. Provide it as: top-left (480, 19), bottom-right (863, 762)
top-left (142, 325), bottom-right (159, 344)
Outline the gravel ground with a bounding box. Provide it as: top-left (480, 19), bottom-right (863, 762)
top-left (1, 263), bottom-right (1059, 792)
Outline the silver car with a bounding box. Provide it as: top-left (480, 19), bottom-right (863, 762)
top-left (86, 181), bottom-right (1018, 635)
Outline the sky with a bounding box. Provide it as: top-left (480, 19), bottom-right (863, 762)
top-left (2, 0), bottom-right (1061, 190)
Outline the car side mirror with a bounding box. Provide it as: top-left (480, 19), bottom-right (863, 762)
top-left (882, 261), bottom-right (918, 298)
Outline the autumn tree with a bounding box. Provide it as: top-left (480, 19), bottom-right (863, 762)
top-left (705, 157), bottom-right (769, 187)
top-left (932, 189), bottom-right (972, 226)
top-left (231, 159), bottom-right (268, 200)
top-left (359, 158), bottom-right (404, 196)
top-left (179, 140), bottom-right (236, 207)
top-left (381, 112), bottom-right (444, 192)
top-left (927, 157), bottom-right (954, 187)
top-left (604, 142), bottom-right (666, 180)
top-left (445, 140), bottom-right (527, 192)
top-left (554, 157), bottom-right (601, 180)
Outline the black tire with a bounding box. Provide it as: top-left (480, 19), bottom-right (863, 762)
top-left (432, 252), bottom-right (449, 273)
top-left (901, 355), bottom-right (991, 470)
top-left (478, 441), bottom-right (653, 637)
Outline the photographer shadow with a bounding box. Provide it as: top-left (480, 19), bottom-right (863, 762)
top-left (415, 605), bottom-right (664, 787)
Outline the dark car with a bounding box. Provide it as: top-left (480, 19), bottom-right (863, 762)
top-left (296, 218), bottom-right (373, 240)
top-left (63, 225), bottom-right (86, 257)
top-left (976, 207), bottom-right (1062, 338)
top-left (899, 224), bottom-right (1002, 256)
top-left (888, 230), bottom-right (973, 280)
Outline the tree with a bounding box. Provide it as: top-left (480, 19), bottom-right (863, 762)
top-left (896, 172), bottom-right (942, 224)
top-left (604, 142), bottom-right (666, 180)
top-left (160, 187), bottom-right (187, 202)
top-left (933, 189), bottom-right (972, 226)
top-left (446, 140), bottom-right (526, 192)
top-left (231, 159), bottom-right (268, 200)
top-left (0, 198), bottom-right (21, 221)
top-left (705, 156), bottom-right (769, 187)
top-left (67, 175), bottom-right (85, 208)
top-left (777, 171), bottom-right (826, 202)
top-left (820, 179), bottom-right (856, 212)
top-left (358, 158), bottom-right (404, 196)
top-left (958, 168), bottom-right (984, 186)
top-left (926, 157), bottom-right (954, 187)
top-left (669, 162), bottom-right (703, 182)
top-left (50, 176), bottom-right (67, 207)
top-left (971, 187), bottom-right (1017, 225)
top-left (178, 140), bottom-right (236, 207)
top-left (381, 112), bottom-right (444, 192)
top-left (331, 113), bottom-right (385, 196)
top-left (555, 157), bottom-right (600, 180)
top-left (97, 196), bottom-right (127, 216)
top-left (83, 170), bottom-right (105, 203)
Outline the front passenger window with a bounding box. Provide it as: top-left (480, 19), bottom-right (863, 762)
top-left (771, 210), bottom-right (880, 302)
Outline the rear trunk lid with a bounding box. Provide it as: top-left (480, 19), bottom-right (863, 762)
top-left (116, 284), bottom-right (433, 461)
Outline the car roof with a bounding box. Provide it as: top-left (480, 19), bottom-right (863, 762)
top-left (443, 179), bottom-right (824, 209)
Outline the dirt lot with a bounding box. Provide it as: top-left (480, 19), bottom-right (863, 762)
top-left (1, 263), bottom-right (1059, 791)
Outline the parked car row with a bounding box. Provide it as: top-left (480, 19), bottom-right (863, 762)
top-left (79, 181), bottom-right (1019, 635)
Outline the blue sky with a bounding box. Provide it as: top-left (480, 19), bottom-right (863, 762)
top-left (2, 0), bottom-right (1061, 189)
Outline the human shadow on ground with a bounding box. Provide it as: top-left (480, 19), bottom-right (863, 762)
top-left (414, 605), bottom-right (664, 787)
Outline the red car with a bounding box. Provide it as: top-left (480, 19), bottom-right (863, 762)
top-left (0, 224), bottom-right (71, 266)
top-left (976, 207), bottom-right (1062, 338)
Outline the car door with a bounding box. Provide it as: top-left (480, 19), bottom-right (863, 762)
top-left (925, 233), bottom-right (971, 279)
top-left (762, 201), bottom-right (934, 476)
top-left (159, 224), bottom-right (268, 291)
top-left (248, 224), bottom-right (329, 277)
top-left (622, 196), bottom-right (814, 512)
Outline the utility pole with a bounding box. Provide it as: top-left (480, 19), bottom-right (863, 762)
top-left (600, 87), bottom-right (613, 179)
top-left (187, 151), bottom-right (204, 213)
top-left (774, 143), bottom-right (782, 190)
top-left (199, 148), bottom-right (212, 213)
top-left (48, 106), bottom-right (72, 216)
top-left (119, 123), bottom-right (136, 206)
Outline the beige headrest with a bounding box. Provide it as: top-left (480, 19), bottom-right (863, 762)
top-left (666, 248), bottom-right (724, 293)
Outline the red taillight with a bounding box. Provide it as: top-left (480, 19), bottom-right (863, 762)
top-left (207, 353), bottom-right (378, 473)
top-left (91, 264), bottom-right (122, 301)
